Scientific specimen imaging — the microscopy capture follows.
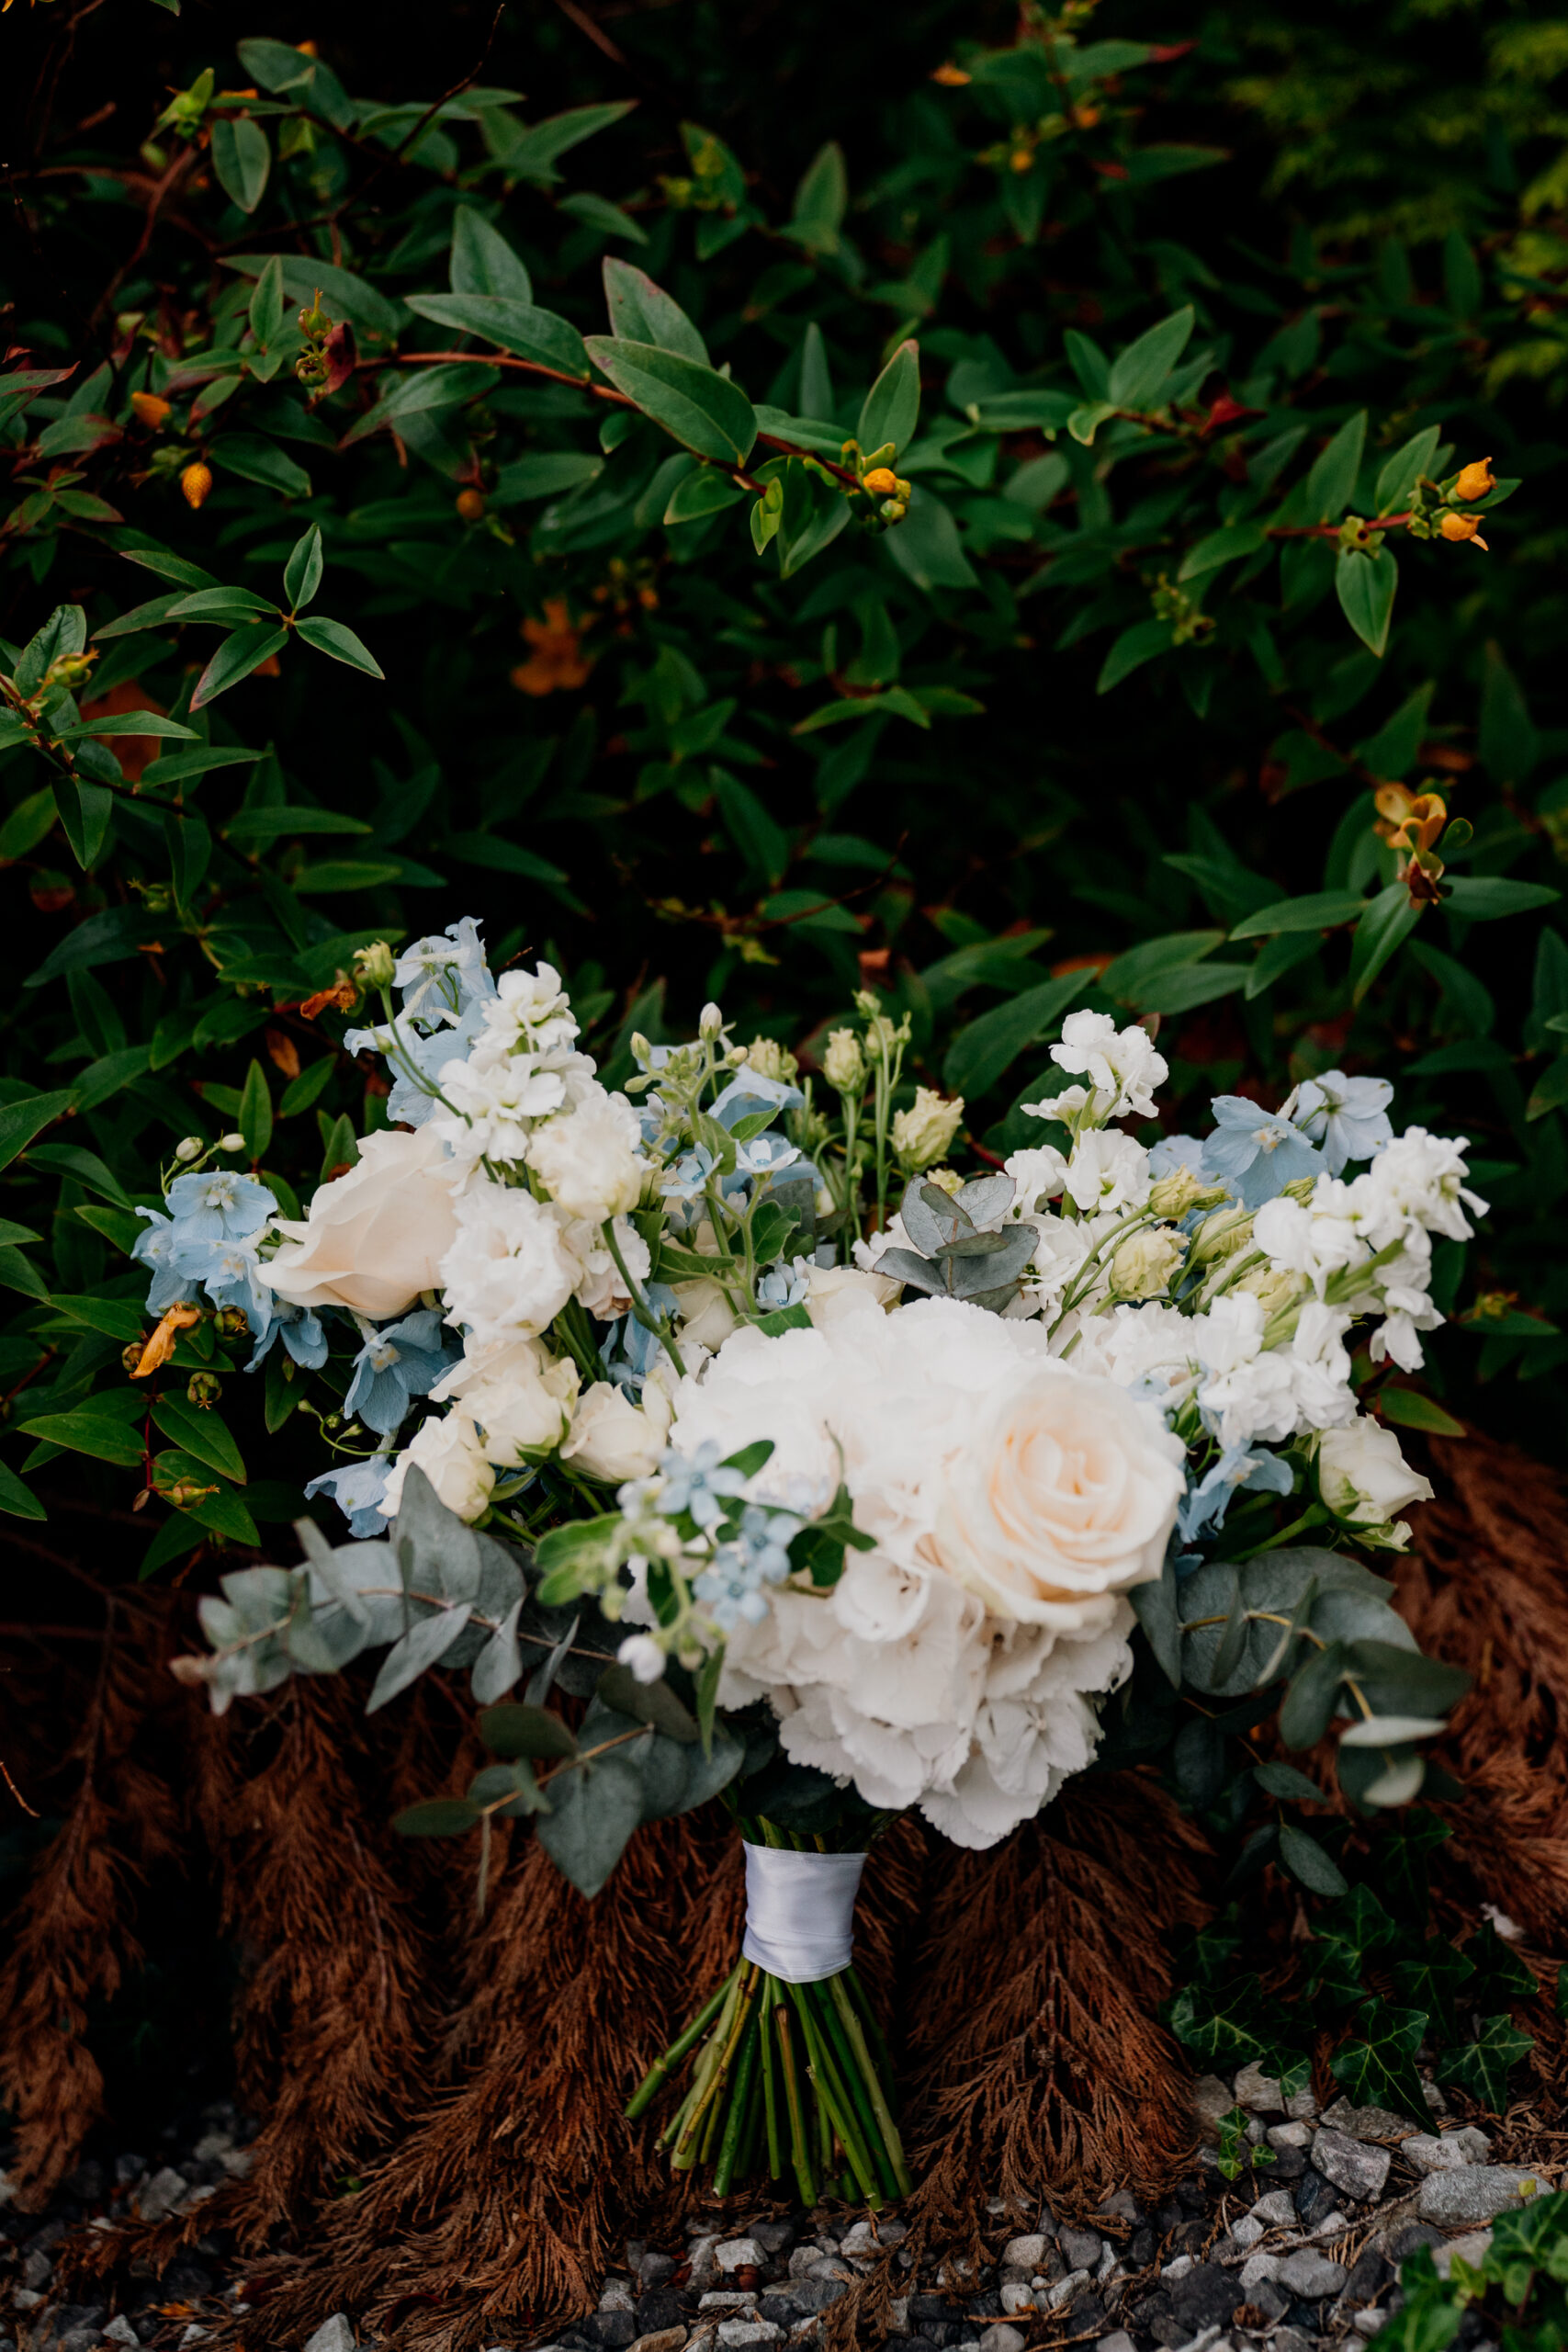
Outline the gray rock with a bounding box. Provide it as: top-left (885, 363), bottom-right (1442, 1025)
top-left (135, 2168), bottom-right (190, 2223)
top-left (303, 2320), bottom-right (357, 2352)
top-left (1312, 2126), bottom-right (1391, 2202)
top-left (999, 2237), bottom-right (1048, 2274)
top-left (1100, 2193), bottom-right (1143, 2225)
top-left (751, 2224), bottom-right (795, 2256)
top-left (716, 2243), bottom-right (765, 2274)
top-left (998, 2285), bottom-right (1034, 2316)
top-left (626, 2332), bottom-right (687, 2352)
top-left (1319, 2098), bottom-right (1420, 2141)
top-left (1343, 2248), bottom-right (1393, 2302)
top-left (639, 2255), bottom-right (679, 2290)
top-left (1093, 2336), bottom-right (1134, 2352)
top-left (978, 2331), bottom-right (1026, 2352)
top-left (104, 2323), bottom-right (140, 2350)
top-left (1382, 2223), bottom-right (1447, 2262)
top-left (1043, 2270), bottom-right (1090, 2312)
top-left (600, 2285), bottom-right (636, 2313)
top-left (1168, 2265), bottom-right (1240, 2334)
top-left (1417, 2168), bottom-right (1543, 2227)
top-left (1234, 2063), bottom-right (1283, 2111)
top-left (1228, 2216), bottom-right (1265, 2252)
top-left (1294, 2169), bottom-right (1340, 2231)
top-left (1059, 2231), bottom-right (1103, 2273)
top-left (1237, 2255), bottom-right (1281, 2291)
top-left (688, 2239), bottom-right (722, 2290)
top-left (1251, 2190), bottom-right (1298, 2227)
top-left (1286, 2086), bottom-right (1319, 2122)
top-left (1402, 2129), bottom-right (1494, 2176)
top-left (22, 2254), bottom-right (52, 2290)
top-left (1193, 2075), bottom-right (1235, 2130)
top-left (1274, 2252), bottom-right (1348, 2301)
top-left (1273, 2332), bottom-right (1317, 2352)
top-left (1266, 2121), bottom-right (1312, 2151)
top-left (777, 2282), bottom-right (847, 2316)
top-left (1434, 2230), bottom-right (1495, 2278)
top-left (715, 2327), bottom-right (781, 2350)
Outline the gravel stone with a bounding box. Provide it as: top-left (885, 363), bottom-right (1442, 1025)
top-left (999, 2237), bottom-right (1046, 2273)
top-left (998, 2287), bottom-right (1033, 2317)
top-left (1168, 2265), bottom-right (1241, 2335)
top-left (1382, 2224), bottom-right (1447, 2261)
top-left (1273, 2331), bottom-right (1317, 2352)
top-left (1059, 2231), bottom-right (1102, 2272)
top-left (1294, 2170), bottom-right (1340, 2230)
top-left (1238, 2256), bottom-right (1281, 2291)
top-left (1043, 2271), bottom-right (1089, 2312)
top-left (1234, 2064), bottom-right (1283, 2111)
top-left (134, 2168), bottom-right (190, 2223)
top-left (1343, 2249), bottom-right (1393, 2302)
top-left (1312, 2126), bottom-right (1392, 2202)
top-left (1319, 2098), bottom-right (1421, 2141)
top-left (626, 2332), bottom-right (686, 2352)
top-left (1229, 2217), bottom-right (1265, 2252)
top-left (716, 2242), bottom-right (765, 2274)
top-left (1403, 2130), bottom-right (1494, 2176)
top-left (104, 2322), bottom-right (140, 2348)
top-left (1252, 2189), bottom-right (1298, 2227)
top-left (600, 2284), bottom-right (635, 2312)
top-left (715, 2325), bottom-right (781, 2350)
top-left (1418, 2168), bottom-right (1543, 2227)
top-left (592, 2316), bottom-right (637, 2348)
top-left (634, 2291), bottom-right (684, 2335)
top-left (776, 2281), bottom-right (847, 2315)
top-left (1267, 2122), bottom-right (1312, 2151)
top-left (303, 2320), bottom-right (356, 2352)
top-left (1434, 2231), bottom-right (1495, 2278)
top-left (687, 2238), bottom-right (722, 2290)
top-left (1193, 2075), bottom-right (1235, 2129)
top-left (1094, 2336), bottom-right (1135, 2352)
top-left (750, 2224), bottom-right (795, 2256)
top-left (977, 2330), bottom-right (1026, 2352)
top-left (639, 2256), bottom-right (679, 2289)
top-left (1275, 2252), bottom-right (1348, 2301)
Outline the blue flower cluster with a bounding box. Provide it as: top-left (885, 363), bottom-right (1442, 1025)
top-left (650, 1441), bottom-right (750, 1529)
top-left (132, 1170), bottom-right (327, 1370)
top-left (344, 918), bottom-right (497, 1128)
top-left (1167, 1067), bottom-right (1395, 1213)
top-left (694, 1504), bottom-right (803, 1631)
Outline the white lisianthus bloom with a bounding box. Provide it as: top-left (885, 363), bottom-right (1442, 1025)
top-left (892, 1086), bottom-right (964, 1171)
top-left (805, 1263), bottom-right (900, 1328)
top-left (823, 1029), bottom-right (866, 1093)
top-left (265, 1125), bottom-right (463, 1320)
top-left (1049, 1010), bottom-right (1168, 1122)
top-left (525, 1083), bottom-right (646, 1222)
top-left (1315, 1417), bottom-right (1434, 1548)
top-left (1109, 1224), bottom-right (1186, 1302)
top-left (463, 1355), bottom-right (580, 1464)
top-left (560, 1210), bottom-right (651, 1319)
top-left (562, 1364), bottom-right (677, 1482)
top-left (673, 1274), bottom-right (742, 1351)
top-left (666, 1296), bottom-right (1182, 1848)
top-left (438, 1182), bottom-right (579, 1348)
top-left (1063, 1128), bottom-right (1151, 1216)
top-left (379, 1410), bottom-right (495, 1522)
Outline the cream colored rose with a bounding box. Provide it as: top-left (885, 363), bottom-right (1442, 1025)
top-left (265, 1125), bottom-right (461, 1320)
top-left (380, 1410), bottom-right (495, 1523)
top-left (934, 1369), bottom-right (1183, 1629)
top-left (1315, 1418), bottom-right (1433, 1549)
top-left (673, 1274), bottom-right (741, 1351)
top-left (525, 1085), bottom-right (646, 1222)
top-left (439, 1338), bottom-right (580, 1465)
top-left (560, 1366), bottom-right (676, 1483)
top-left (805, 1263), bottom-right (899, 1329)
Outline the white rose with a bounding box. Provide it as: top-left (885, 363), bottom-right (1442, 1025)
top-left (1315, 1418), bottom-right (1434, 1546)
top-left (525, 1084), bottom-right (647, 1222)
top-left (673, 1275), bottom-right (742, 1351)
top-left (379, 1410), bottom-right (495, 1522)
top-left (438, 1181), bottom-right (578, 1348)
top-left (561, 1366), bottom-right (676, 1483)
top-left (462, 1351), bottom-right (580, 1464)
top-left (933, 1368), bottom-right (1183, 1629)
top-left (265, 1125), bottom-right (462, 1320)
top-left (804, 1262), bottom-right (899, 1329)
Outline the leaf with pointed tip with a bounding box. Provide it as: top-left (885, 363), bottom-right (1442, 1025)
top-left (603, 257), bottom-right (707, 361)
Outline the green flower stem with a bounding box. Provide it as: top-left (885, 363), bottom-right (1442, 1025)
top-left (600, 1216), bottom-right (687, 1378)
top-left (770, 1983), bottom-right (818, 2205)
top-left (815, 1975), bottom-right (897, 2201)
top-left (786, 1979), bottom-right (883, 2208)
top-left (667, 1962), bottom-right (747, 2159)
top-left (829, 1970), bottom-right (911, 2197)
top-left (713, 2007), bottom-right (761, 2198)
top-left (759, 1978), bottom-right (783, 2183)
top-left (1233, 1500), bottom-right (1332, 1558)
top-left (844, 1963), bottom-right (897, 2109)
top-left (625, 1964), bottom-right (737, 2120)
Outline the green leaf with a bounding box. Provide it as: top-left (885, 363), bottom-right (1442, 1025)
top-left (404, 291), bottom-right (589, 379)
top-left (596, 1662), bottom-right (699, 1743)
top-left (603, 257), bottom-right (707, 361)
top-left (443, 832), bottom-right (568, 886)
top-left (190, 624), bottom-right (289, 710)
top-left (1378, 1389), bottom-right (1466, 1438)
top-left (295, 616), bottom-right (384, 678)
top-left (789, 142), bottom-right (848, 252)
top-left (582, 336), bottom-right (756, 464)
top-left (1108, 306), bottom-right (1194, 408)
top-left (283, 525), bottom-right (324, 611)
top-left (1279, 1823), bottom-right (1349, 1896)
top-left (1280, 1638), bottom-right (1348, 1750)
top-left (151, 1393), bottom-right (247, 1484)
top-left (238, 1058), bottom-right (274, 1163)
top-left (221, 254), bottom-right (403, 340)
top-left (50, 710), bottom-right (199, 741)
top-left (942, 969), bottom-right (1090, 1097)
top-left (0, 1460), bottom-right (45, 1521)
top-left (664, 467), bottom-right (749, 525)
top-left (211, 434), bottom-right (312, 497)
top-left (0, 1247), bottom-right (47, 1301)
top-left (1306, 411), bottom-right (1368, 520)
top-left (1350, 883), bottom-right (1422, 1003)
top-left (479, 1701), bottom-right (579, 1759)
top-left (500, 99), bottom-right (637, 187)
top-left (1330, 1996), bottom-right (1430, 2126)
top-left (0, 1089), bottom-right (75, 1171)
top-left (1337, 545), bottom-right (1398, 658)
top-left (392, 1798), bottom-right (481, 1838)
top-left (1231, 890), bottom-right (1369, 939)
top-left (449, 206), bottom-right (533, 301)
top-left (223, 805), bottom-right (373, 843)
top-left (1375, 425), bottom-right (1442, 515)
top-left (0, 790), bottom-right (59, 861)
top-left (279, 1058), bottom-right (335, 1116)
top-left (857, 338), bottom-right (920, 459)
top-left (1254, 1760), bottom-right (1326, 1801)
top-left (882, 490), bottom-right (976, 593)
top-left (16, 1408), bottom-right (144, 1467)
top-left (1435, 2015), bottom-right (1535, 2112)
top-left (1098, 619), bottom-right (1174, 693)
top-left (248, 253), bottom-right (286, 351)
top-left (1444, 876), bottom-right (1560, 921)
top-left (210, 114), bottom-right (271, 211)
top-left (1178, 521), bottom-right (1269, 582)
top-left (536, 1747), bottom-right (647, 1896)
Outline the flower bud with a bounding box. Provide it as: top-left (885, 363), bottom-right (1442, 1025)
top-left (746, 1036), bottom-right (798, 1082)
top-left (353, 938), bottom-right (397, 989)
top-left (617, 1633), bottom-right (667, 1685)
top-left (1108, 1225), bottom-right (1186, 1302)
top-left (216, 1306), bottom-right (250, 1338)
top-left (220, 1131), bottom-right (246, 1152)
top-left (629, 1031), bottom-right (650, 1066)
top-left (186, 1371), bottom-right (223, 1409)
top-left (174, 1136), bottom-right (205, 1163)
top-left (823, 1028), bottom-right (866, 1094)
top-left (121, 1340), bottom-right (147, 1375)
top-left (852, 988), bottom-right (883, 1018)
top-left (923, 1166), bottom-right (964, 1197)
top-left (1189, 1205), bottom-right (1254, 1266)
top-left (1234, 1262), bottom-right (1300, 1317)
top-left (180, 460), bottom-right (213, 509)
top-left (699, 1001), bottom-right (726, 1038)
top-left (863, 467), bottom-right (899, 495)
top-left (1439, 510), bottom-right (1487, 548)
top-left (455, 487), bottom-right (486, 523)
top-left (1147, 1166), bottom-right (1227, 1219)
top-left (892, 1085), bottom-right (964, 1173)
top-left (131, 391), bottom-right (172, 429)
top-left (1452, 456), bottom-right (1495, 502)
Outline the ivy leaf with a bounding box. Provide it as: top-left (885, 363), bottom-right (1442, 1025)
top-left (1391, 1939), bottom-right (1477, 2039)
top-left (1329, 1996), bottom-right (1430, 2125)
top-left (1435, 2015), bottom-right (1535, 2112)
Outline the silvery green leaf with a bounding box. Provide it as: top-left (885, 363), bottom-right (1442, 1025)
top-left (901, 1182), bottom-right (954, 1256)
top-left (1341, 1637), bottom-right (1469, 1714)
top-left (471, 1599), bottom-right (524, 1704)
top-left (874, 1246), bottom-right (946, 1294)
top-left (1130, 1561), bottom-right (1183, 1690)
top-left (293, 1514), bottom-right (333, 1563)
top-left (468, 1758), bottom-right (545, 1815)
top-left (962, 1280), bottom-right (1026, 1313)
top-left (1354, 1747), bottom-right (1426, 1809)
top-left (597, 1661), bottom-right (699, 1742)
top-left (955, 1173), bottom-right (1015, 1226)
top-left (474, 1525), bottom-right (527, 1621)
top-left (198, 1595), bottom-right (244, 1647)
top-left (366, 1600), bottom-right (473, 1713)
top-left (395, 1464), bottom-right (483, 1606)
top-left (536, 1749), bottom-right (647, 1895)
top-left (636, 1720), bottom-right (745, 1819)
top-left (286, 1582), bottom-right (369, 1674)
top-left (219, 1564), bottom-right (297, 1635)
top-left (1313, 1587), bottom-right (1419, 1650)
top-left (306, 1542), bottom-right (375, 1627)
top-left (525, 1608), bottom-right (581, 1703)
top-left (1338, 1713), bottom-right (1450, 1746)
top-left (1279, 1638), bottom-right (1348, 1749)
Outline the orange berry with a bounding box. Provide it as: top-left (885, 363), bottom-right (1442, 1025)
top-left (455, 487), bottom-right (486, 522)
top-left (131, 391), bottom-right (172, 429)
top-left (1439, 510), bottom-right (1486, 548)
top-left (180, 460), bottom-right (213, 509)
top-left (863, 467), bottom-right (899, 495)
top-left (1452, 456), bottom-right (1495, 502)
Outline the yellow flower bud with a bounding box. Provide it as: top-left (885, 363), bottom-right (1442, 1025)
top-left (1439, 510), bottom-right (1487, 549)
top-left (1147, 1166), bottom-right (1228, 1220)
top-left (181, 460), bottom-right (213, 509)
top-left (863, 467), bottom-right (899, 495)
top-left (1452, 456), bottom-right (1495, 502)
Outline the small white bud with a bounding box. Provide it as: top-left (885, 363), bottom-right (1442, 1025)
top-left (174, 1136), bottom-right (204, 1164)
top-left (617, 1633), bottom-right (667, 1685)
top-left (220, 1132), bottom-right (247, 1153)
top-left (699, 1001), bottom-right (726, 1039)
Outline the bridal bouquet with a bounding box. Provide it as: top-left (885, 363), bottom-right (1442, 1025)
top-left (154, 919), bottom-right (1475, 2205)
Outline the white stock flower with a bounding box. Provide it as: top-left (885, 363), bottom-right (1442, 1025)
top-left (668, 1297), bottom-right (1180, 1848)
top-left (525, 1083), bottom-right (646, 1222)
top-left (1346, 1128), bottom-right (1487, 1250)
top-left (1003, 1144), bottom-right (1070, 1211)
top-left (1049, 1010), bottom-right (1168, 1122)
top-left (379, 1410), bottom-right (495, 1522)
top-left (265, 1125), bottom-right (463, 1320)
top-left (1315, 1417), bottom-right (1434, 1548)
top-left (1067, 1300), bottom-right (1201, 1406)
top-left (1253, 1190), bottom-right (1365, 1294)
top-left (562, 1364), bottom-right (677, 1483)
top-left (438, 1182), bottom-right (579, 1348)
top-left (1063, 1128), bottom-right (1151, 1215)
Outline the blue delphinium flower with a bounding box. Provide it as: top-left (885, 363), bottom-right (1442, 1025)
top-left (344, 996), bottom-right (491, 1128)
top-left (391, 917), bottom-right (495, 1020)
top-left (1202, 1096), bottom-right (1323, 1208)
top-left (709, 1069), bottom-right (805, 1129)
top-left (728, 1131), bottom-right (802, 1188)
top-left (305, 1454), bottom-right (394, 1538)
top-left (1178, 1445), bottom-right (1294, 1543)
top-left (163, 1169), bottom-right (277, 1242)
top-left (175, 1232), bottom-right (276, 1333)
top-left (247, 1298), bottom-right (329, 1374)
top-left (694, 1504), bottom-right (802, 1629)
top-left (1285, 1069), bottom-right (1393, 1174)
top-left (131, 1209), bottom-right (200, 1314)
top-left (344, 1307), bottom-right (455, 1437)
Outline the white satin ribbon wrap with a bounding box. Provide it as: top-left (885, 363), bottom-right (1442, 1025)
top-left (741, 1844), bottom-right (866, 1984)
